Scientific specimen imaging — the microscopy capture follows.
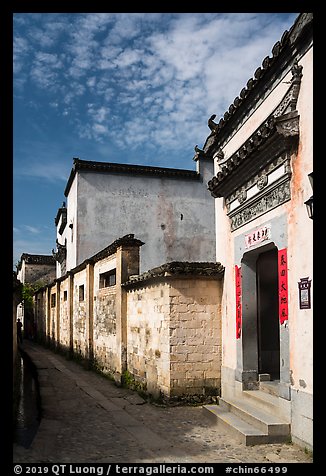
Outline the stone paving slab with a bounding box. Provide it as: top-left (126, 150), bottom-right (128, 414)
top-left (13, 342), bottom-right (313, 465)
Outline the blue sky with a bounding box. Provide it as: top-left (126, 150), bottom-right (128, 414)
top-left (13, 12), bottom-right (298, 268)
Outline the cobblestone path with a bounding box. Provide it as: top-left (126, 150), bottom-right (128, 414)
top-left (13, 342), bottom-right (313, 465)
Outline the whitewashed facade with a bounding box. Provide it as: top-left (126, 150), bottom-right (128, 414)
top-left (53, 156), bottom-right (216, 277)
top-left (202, 13), bottom-right (313, 449)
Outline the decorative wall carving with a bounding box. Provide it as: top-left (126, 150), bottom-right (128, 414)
top-left (273, 62), bottom-right (303, 119)
top-left (257, 174), bottom-right (268, 190)
top-left (275, 112), bottom-right (300, 137)
top-left (206, 61), bottom-right (303, 232)
top-left (237, 188), bottom-right (247, 204)
top-left (225, 154), bottom-right (289, 210)
top-left (208, 60), bottom-right (303, 201)
top-left (229, 178), bottom-right (291, 230)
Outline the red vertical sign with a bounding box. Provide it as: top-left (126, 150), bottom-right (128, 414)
top-left (278, 248), bottom-right (288, 325)
top-left (235, 265), bottom-right (242, 339)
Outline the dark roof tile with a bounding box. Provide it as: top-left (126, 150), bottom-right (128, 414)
top-left (64, 158), bottom-right (200, 197)
top-left (204, 13), bottom-right (312, 147)
top-left (122, 261), bottom-right (225, 288)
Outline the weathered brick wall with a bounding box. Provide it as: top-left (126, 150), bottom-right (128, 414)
top-left (59, 280), bottom-right (70, 350)
top-left (169, 278), bottom-right (222, 397)
top-left (33, 237), bottom-right (143, 376)
top-left (72, 270), bottom-right (88, 357)
top-left (127, 282), bottom-right (171, 397)
top-left (49, 284), bottom-right (57, 343)
top-left (93, 256), bottom-right (119, 375)
top-left (93, 289), bottom-right (117, 373)
top-left (126, 276), bottom-right (222, 399)
top-left (34, 289), bottom-right (47, 340)
top-left (32, 237), bottom-right (223, 401)
top-left (25, 263), bottom-right (56, 285)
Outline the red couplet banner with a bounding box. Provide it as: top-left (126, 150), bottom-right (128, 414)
top-left (278, 248), bottom-right (289, 325)
top-left (235, 265), bottom-right (242, 339)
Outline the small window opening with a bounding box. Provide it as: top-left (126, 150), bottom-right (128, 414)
top-left (63, 290), bottom-right (68, 301)
top-left (51, 293), bottom-right (56, 308)
top-left (79, 285), bottom-right (85, 301)
top-left (99, 269), bottom-right (116, 288)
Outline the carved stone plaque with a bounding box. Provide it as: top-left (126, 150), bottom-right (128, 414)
top-left (229, 178), bottom-right (291, 231)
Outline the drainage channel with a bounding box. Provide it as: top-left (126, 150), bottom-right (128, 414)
top-left (14, 348), bottom-right (42, 448)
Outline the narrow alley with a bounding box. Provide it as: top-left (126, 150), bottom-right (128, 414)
top-left (13, 342), bottom-right (312, 465)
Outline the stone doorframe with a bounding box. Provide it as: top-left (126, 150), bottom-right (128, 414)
top-left (234, 239), bottom-right (291, 401)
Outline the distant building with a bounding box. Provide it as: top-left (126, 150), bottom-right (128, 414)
top-left (16, 253), bottom-right (56, 285)
top-left (53, 156), bottom-right (216, 277)
top-left (16, 253), bottom-right (56, 339)
top-left (202, 13), bottom-right (313, 450)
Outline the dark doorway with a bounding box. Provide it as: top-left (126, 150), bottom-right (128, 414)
top-left (256, 248), bottom-right (280, 380)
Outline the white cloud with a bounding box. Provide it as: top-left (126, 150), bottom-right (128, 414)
top-left (13, 236), bottom-right (55, 267)
top-left (30, 52), bottom-right (64, 90)
top-left (34, 51), bottom-right (62, 66)
top-left (87, 76), bottom-right (96, 88)
top-left (23, 225), bottom-right (41, 234)
top-left (93, 123), bottom-right (108, 135)
top-left (102, 13), bottom-right (143, 45)
top-left (15, 159), bottom-right (70, 183)
top-left (13, 36), bottom-right (29, 74)
top-left (13, 221), bottom-right (57, 266)
top-left (88, 104), bottom-right (109, 123)
top-left (13, 12), bottom-right (299, 268)
top-left (113, 48), bottom-right (143, 68)
top-left (14, 12), bottom-right (298, 164)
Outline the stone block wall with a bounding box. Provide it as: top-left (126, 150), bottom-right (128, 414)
top-left (32, 238), bottom-right (224, 400)
top-left (33, 235), bottom-right (143, 378)
top-left (72, 269), bottom-right (88, 358)
top-left (24, 263), bottom-right (56, 285)
top-left (49, 284), bottom-right (57, 343)
top-left (58, 279), bottom-right (71, 351)
top-left (34, 288), bottom-right (47, 341)
top-left (17, 254), bottom-right (56, 285)
top-left (124, 262), bottom-right (224, 399)
top-left (127, 282), bottom-right (171, 397)
top-left (93, 256), bottom-right (119, 375)
top-left (169, 278), bottom-right (222, 397)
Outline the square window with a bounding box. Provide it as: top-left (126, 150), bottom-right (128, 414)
top-left (79, 285), bottom-right (85, 301)
top-left (99, 269), bottom-right (116, 288)
top-left (51, 293), bottom-right (56, 308)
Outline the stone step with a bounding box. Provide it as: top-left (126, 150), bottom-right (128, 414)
top-left (203, 404), bottom-right (269, 445)
top-left (219, 398), bottom-right (290, 437)
top-left (242, 389), bottom-right (290, 421)
top-left (203, 401), bottom-right (290, 446)
top-left (259, 381), bottom-right (280, 397)
top-left (242, 389), bottom-right (280, 412)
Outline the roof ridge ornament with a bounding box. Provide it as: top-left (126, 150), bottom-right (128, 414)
top-left (216, 149), bottom-right (224, 160)
top-left (291, 61), bottom-right (303, 82)
top-left (204, 14), bottom-right (310, 143)
top-left (52, 239), bottom-right (67, 264)
top-left (193, 144), bottom-right (214, 161)
top-left (207, 108), bottom-right (299, 198)
top-left (193, 144), bottom-right (206, 160)
top-left (208, 114), bottom-right (218, 132)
